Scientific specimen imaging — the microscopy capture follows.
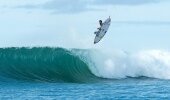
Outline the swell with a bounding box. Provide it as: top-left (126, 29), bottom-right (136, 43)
top-left (0, 47), bottom-right (98, 83)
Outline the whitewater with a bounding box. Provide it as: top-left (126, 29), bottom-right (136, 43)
top-left (75, 48), bottom-right (170, 80)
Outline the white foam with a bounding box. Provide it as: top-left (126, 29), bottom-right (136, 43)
top-left (82, 49), bottom-right (170, 79)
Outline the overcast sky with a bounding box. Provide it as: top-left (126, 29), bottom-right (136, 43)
top-left (0, 0), bottom-right (170, 51)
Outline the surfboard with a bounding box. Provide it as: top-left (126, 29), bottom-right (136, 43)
top-left (94, 17), bottom-right (111, 44)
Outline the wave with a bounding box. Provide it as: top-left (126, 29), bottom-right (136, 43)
top-left (0, 47), bottom-right (170, 83)
top-left (0, 47), bottom-right (98, 83)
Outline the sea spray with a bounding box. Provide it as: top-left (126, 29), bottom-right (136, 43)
top-left (74, 49), bottom-right (170, 79)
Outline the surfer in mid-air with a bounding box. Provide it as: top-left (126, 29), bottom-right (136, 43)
top-left (98, 20), bottom-right (103, 31)
top-left (94, 16), bottom-right (111, 44)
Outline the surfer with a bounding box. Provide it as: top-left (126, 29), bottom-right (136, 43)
top-left (94, 16), bottom-right (111, 44)
top-left (98, 20), bottom-right (103, 31)
top-left (99, 20), bottom-right (103, 26)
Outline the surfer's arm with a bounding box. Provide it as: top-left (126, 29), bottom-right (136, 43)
top-left (97, 27), bottom-right (101, 31)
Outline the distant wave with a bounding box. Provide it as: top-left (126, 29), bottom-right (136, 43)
top-left (0, 47), bottom-right (170, 83)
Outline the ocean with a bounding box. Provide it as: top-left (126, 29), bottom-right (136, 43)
top-left (0, 47), bottom-right (170, 99)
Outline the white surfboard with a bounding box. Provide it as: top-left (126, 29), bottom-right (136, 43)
top-left (94, 17), bottom-right (111, 44)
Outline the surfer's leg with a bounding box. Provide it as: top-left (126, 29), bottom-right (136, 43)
top-left (96, 32), bottom-right (99, 36)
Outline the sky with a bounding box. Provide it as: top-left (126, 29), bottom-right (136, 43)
top-left (0, 0), bottom-right (170, 51)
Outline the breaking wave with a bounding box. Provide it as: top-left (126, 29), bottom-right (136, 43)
top-left (0, 47), bottom-right (170, 83)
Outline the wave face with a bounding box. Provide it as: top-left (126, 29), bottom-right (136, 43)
top-left (0, 47), bottom-right (170, 83)
top-left (0, 47), bottom-right (97, 83)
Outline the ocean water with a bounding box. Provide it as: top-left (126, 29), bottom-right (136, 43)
top-left (0, 47), bottom-right (170, 99)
